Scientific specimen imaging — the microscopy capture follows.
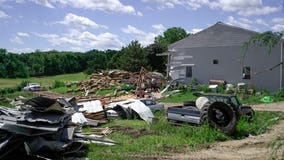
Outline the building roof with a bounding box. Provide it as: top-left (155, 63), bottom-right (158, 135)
top-left (169, 22), bottom-right (258, 49)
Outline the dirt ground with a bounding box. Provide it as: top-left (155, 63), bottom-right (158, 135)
top-left (166, 102), bottom-right (284, 160)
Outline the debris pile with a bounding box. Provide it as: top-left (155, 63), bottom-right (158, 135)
top-left (69, 68), bottom-right (166, 97)
top-left (0, 96), bottom-right (115, 160)
top-left (72, 70), bottom-right (131, 94)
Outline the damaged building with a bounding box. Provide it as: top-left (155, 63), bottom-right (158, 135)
top-left (163, 22), bottom-right (284, 92)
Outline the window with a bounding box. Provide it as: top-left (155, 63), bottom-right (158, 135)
top-left (186, 66), bottom-right (192, 78)
top-left (242, 66), bottom-right (250, 79)
top-left (213, 59), bottom-right (218, 64)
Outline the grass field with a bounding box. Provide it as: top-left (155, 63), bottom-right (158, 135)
top-left (86, 111), bottom-right (284, 159)
top-left (0, 72), bottom-right (89, 89)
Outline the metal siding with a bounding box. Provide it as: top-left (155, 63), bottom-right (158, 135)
top-left (171, 45), bottom-right (281, 91)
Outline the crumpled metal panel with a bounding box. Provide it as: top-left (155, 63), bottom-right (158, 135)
top-left (0, 96), bottom-right (115, 159)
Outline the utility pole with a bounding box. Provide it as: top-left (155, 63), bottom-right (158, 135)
top-left (280, 41), bottom-right (283, 90)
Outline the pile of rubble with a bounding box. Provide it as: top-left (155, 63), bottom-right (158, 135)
top-left (0, 96), bottom-right (116, 160)
top-left (68, 68), bottom-right (166, 97)
top-left (70, 70), bottom-right (131, 94)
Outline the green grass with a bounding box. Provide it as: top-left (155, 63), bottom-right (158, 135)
top-left (0, 72), bottom-right (89, 89)
top-left (0, 91), bottom-right (36, 107)
top-left (86, 110), bottom-right (284, 159)
top-left (160, 90), bottom-right (196, 103)
top-left (160, 89), bottom-right (284, 105)
top-left (51, 85), bottom-right (78, 94)
top-left (96, 89), bottom-right (115, 96)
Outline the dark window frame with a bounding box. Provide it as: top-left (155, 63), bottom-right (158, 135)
top-left (242, 66), bottom-right (251, 79)
top-left (213, 59), bottom-right (218, 64)
top-left (186, 66), bottom-right (192, 78)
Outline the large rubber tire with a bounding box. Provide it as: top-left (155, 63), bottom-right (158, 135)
top-left (200, 102), bottom-right (209, 124)
top-left (200, 101), bottom-right (237, 135)
top-left (183, 101), bottom-right (196, 107)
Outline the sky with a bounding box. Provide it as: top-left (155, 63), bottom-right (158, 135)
top-left (0, 0), bottom-right (284, 53)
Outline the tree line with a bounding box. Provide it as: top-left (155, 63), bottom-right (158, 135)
top-left (0, 27), bottom-right (189, 78)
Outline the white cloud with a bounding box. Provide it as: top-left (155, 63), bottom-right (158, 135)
top-left (142, 0), bottom-right (211, 10)
top-left (27, 0), bottom-right (136, 14)
top-left (10, 47), bottom-right (34, 53)
top-left (272, 18), bottom-right (284, 24)
top-left (152, 24), bottom-right (166, 34)
top-left (122, 24), bottom-right (166, 46)
top-left (142, 0), bottom-right (279, 16)
top-left (189, 28), bottom-right (202, 34)
top-left (10, 36), bottom-right (23, 44)
top-left (17, 32), bottom-right (30, 37)
top-left (137, 11), bottom-right (143, 16)
top-left (216, 0), bottom-right (280, 16)
top-left (122, 25), bottom-right (146, 35)
top-left (271, 24), bottom-right (284, 32)
top-left (0, 10), bottom-right (10, 19)
top-left (255, 19), bottom-right (268, 27)
top-left (35, 29), bottom-right (123, 50)
top-left (10, 32), bottom-right (30, 44)
top-left (226, 16), bottom-right (253, 30)
top-left (57, 13), bottom-right (108, 30)
top-left (30, 0), bottom-right (54, 8)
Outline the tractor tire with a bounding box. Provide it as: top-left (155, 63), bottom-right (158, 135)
top-left (200, 102), bottom-right (210, 124)
top-left (183, 101), bottom-right (196, 107)
top-left (200, 101), bottom-right (237, 135)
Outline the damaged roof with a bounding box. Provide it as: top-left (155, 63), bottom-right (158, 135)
top-left (169, 22), bottom-right (257, 49)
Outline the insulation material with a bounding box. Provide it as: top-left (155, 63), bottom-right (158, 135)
top-left (78, 100), bottom-right (103, 113)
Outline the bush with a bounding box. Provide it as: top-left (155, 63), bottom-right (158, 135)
top-left (52, 80), bottom-right (65, 89)
top-left (274, 88), bottom-right (284, 98)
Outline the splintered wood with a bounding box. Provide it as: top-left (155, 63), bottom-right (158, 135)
top-left (69, 69), bottom-right (166, 96)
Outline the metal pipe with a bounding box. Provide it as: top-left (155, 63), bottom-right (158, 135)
top-left (166, 52), bottom-right (170, 78)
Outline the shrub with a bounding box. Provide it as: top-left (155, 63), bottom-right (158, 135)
top-left (52, 80), bottom-right (65, 89)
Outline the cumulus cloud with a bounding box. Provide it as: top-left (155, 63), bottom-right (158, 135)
top-left (30, 0), bottom-right (54, 8)
top-left (17, 32), bottom-right (30, 37)
top-left (0, 10), bottom-right (10, 19)
top-left (10, 32), bottom-right (30, 44)
top-left (10, 47), bottom-right (34, 53)
top-left (137, 11), bottom-right (143, 16)
top-left (189, 28), bottom-right (203, 34)
top-left (271, 17), bottom-right (284, 32)
top-left (271, 24), bottom-right (284, 32)
top-left (255, 19), bottom-right (269, 27)
top-left (26, 0), bottom-right (136, 15)
top-left (35, 29), bottom-right (123, 50)
top-left (226, 16), bottom-right (254, 30)
top-left (142, 0), bottom-right (279, 16)
top-left (57, 13), bottom-right (108, 30)
top-left (122, 25), bottom-right (146, 35)
top-left (272, 18), bottom-right (284, 24)
top-left (142, 0), bottom-right (213, 10)
top-left (152, 24), bottom-right (166, 33)
top-left (216, 0), bottom-right (279, 16)
top-left (10, 36), bottom-right (23, 44)
top-left (121, 24), bottom-right (166, 46)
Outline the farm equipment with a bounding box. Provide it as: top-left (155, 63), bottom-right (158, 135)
top-left (167, 93), bottom-right (254, 135)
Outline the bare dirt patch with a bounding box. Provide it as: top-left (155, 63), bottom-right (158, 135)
top-left (110, 126), bottom-right (157, 138)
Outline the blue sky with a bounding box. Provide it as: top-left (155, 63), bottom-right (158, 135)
top-left (0, 0), bottom-right (283, 53)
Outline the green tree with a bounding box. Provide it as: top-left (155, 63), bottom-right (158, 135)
top-left (145, 43), bottom-right (167, 72)
top-left (155, 27), bottom-right (189, 47)
top-left (119, 40), bottom-right (149, 72)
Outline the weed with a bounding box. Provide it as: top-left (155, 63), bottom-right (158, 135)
top-left (268, 136), bottom-right (284, 160)
top-left (85, 110), bottom-right (282, 159)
